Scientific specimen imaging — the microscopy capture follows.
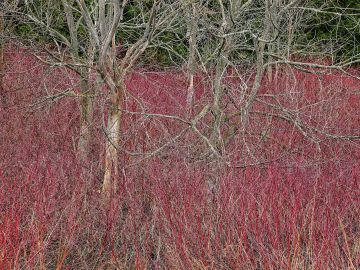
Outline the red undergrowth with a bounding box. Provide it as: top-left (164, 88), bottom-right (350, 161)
top-left (0, 47), bottom-right (359, 269)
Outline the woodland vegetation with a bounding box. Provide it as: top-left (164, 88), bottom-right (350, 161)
top-left (0, 1), bottom-right (359, 269)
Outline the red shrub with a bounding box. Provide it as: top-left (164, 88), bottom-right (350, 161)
top-left (0, 47), bottom-right (359, 269)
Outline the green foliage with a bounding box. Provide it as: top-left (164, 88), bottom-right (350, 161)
top-left (145, 31), bottom-right (188, 67)
top-left (14, 0), bottom-right (67, 44)
top-left (9, 0), bottom-right (360, 66)
top-left (17, 25), bottom-right (33, 37)
top-left (120, 1), bottom-right (188, 66)
top-left (304, 0), bottom-right (360, 62)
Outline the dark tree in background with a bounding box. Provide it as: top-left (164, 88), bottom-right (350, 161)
top-left (303, 0), bottom-right (360, 63)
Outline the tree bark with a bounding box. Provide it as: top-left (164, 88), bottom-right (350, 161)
top-left (241, 0), bottom-right (272, 131)
top-left (102, 80), bottom-right (124, 196)
top-left (211, 0), bottom-right (233, 154)
top-left (78, 78), bottom-right (94, 165)
top-left (62, 0), bottom-right (95, 167)
top-left (185, 2), bottom-right (197, 115)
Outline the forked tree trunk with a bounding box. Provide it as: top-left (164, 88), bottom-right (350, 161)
top-left (210, 0), bottom-right (234, 155)
top-left (102, 80), bottom-right (124, 196)
top-left (241, 3), bottom-right (272, 131)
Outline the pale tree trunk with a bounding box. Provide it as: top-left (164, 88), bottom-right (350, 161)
top-left (102, 111), bottom-right (120, 195)
top-left (185, 2), bottom-right (197, 115)
top-left (102, 80), bottom-right (124, 196)
top-left (100, 2), bottom-right (156, 197)
top-left (101, 43), bottom-right (154, 198)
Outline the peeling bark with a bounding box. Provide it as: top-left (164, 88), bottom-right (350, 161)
top-left (102, 81), bottom-right (124, 197)
top-left (102, 111), bottom-right (120, 195)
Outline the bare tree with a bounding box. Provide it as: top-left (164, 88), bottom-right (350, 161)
top-left (20, 0), bottom-right (97, 171)
top-left (62, 0), bottom-right (96, 166)
top-left (183, 0), bottom-right (198, 114)
top-left (176, 0), bottom-right (359, 170)
top-left (20, 0), bottom-right (180, 197)
top-left (0, 0), bottom-right (20, 104)
top-left (75, 0), bottom-right (166, 196)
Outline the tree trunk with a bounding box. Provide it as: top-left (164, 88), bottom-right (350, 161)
top-left (212, 52), bottom-right (227, 152)
top-left (185, 3), bottom-right (197, 115)
top-left (102, 81), bottom-right (124, 197)
top-left (240, 0), bottom-right (272, 131)
top-left (78, 78), bottom-right (94, 166)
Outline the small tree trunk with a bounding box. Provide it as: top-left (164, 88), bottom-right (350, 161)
top-left (212, 53), bottom-right (227, 153)
top-left (78, 79), bottom-right (94, 165)
top-left (185, 3), bottom-right (197, 115)
top-left (186, 73), bottom-right (194, 114)
top-left (267, 43), bottom-right (274, 82)
top-left (210, 0), bottom-right (234, 155)
top-left (241, 0), bottom-right (273, 131)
